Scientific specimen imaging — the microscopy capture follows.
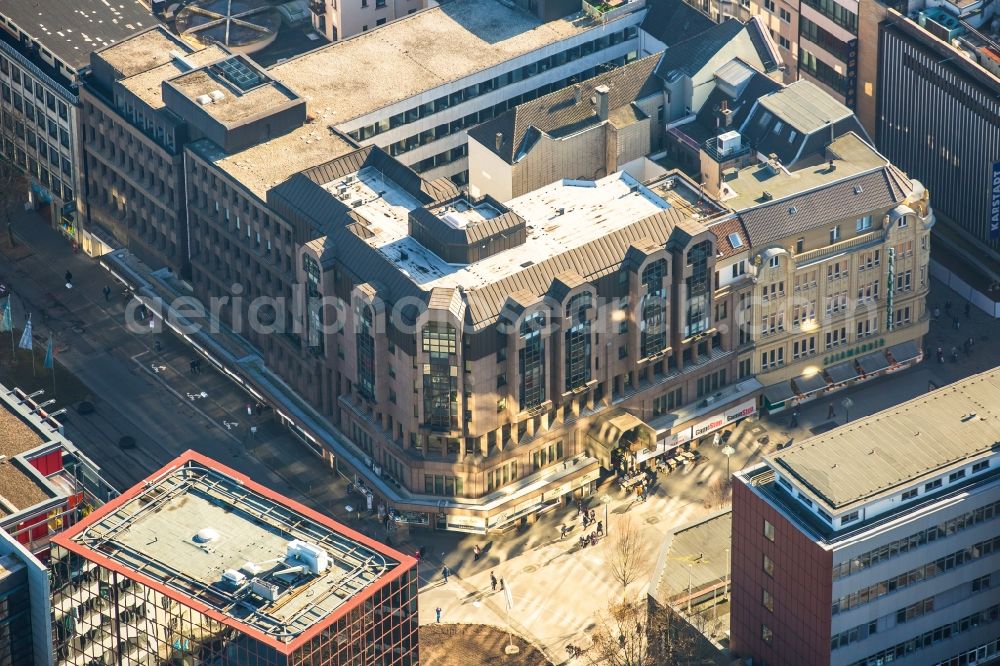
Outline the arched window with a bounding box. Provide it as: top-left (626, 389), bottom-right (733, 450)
top-left (640, 260), bottom-right (667, 357)
top-left (357, 305), bottom-right (375, 400)
top-left (565, 293), bottom-right (592, 391)
top-left (519, 312), bottom-right (546, 409)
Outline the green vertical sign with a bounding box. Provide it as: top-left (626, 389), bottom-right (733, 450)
top-left (886, 246), bottom-right (895, 332)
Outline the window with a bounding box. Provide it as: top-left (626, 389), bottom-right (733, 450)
top-left (763, 0), bottom-right (775, 10)
top-left (768, 255), bottom-right (780, 268)
top-left (763, 554), bottom-right (774, 577)
top-left (761, 624), bottom-right (773, 644)
top-left (841, 510), bottom-right (860, 525)
top-left (894, 306), bottom-right (911, 326)
top-left (779, 7), bottom-right (791, 21)
top-left (856, 215), bottom-right (872, 232)
top-left (728, 232), bottom-right (743, 248)
top-left (973, 460), bottom-right (990, 473)
top-left (519, 312), bottom-right (546, 410)
top-left (949, 469), bottom-right (966, 483)
top-left (356, 305), bottom-right (376, 400)
top-left (925, 478), bottom-right (942, 492)
top-left (565, 293), bottom-right (593, 390)
top-left (902, 488), bottom-right (918, 500)
top-left (972, 574), bottom-right (991, 592)
top-left (763, 589), bottom-right (774, 612)
top-left (825, 326), bottom-right (847, 350)
top-left (731, 260), bottom-right (747, 278)
top-left (685, 242), bottom-right (712, 337)
top-left (779, 35), bottom-right (791, 49)
top-left (793, 336), bottom-right (816, 359)
top-left (640, 260), bottom-right (668, 357)
top-left (830, 225), bottom-right (841, 243)
top-left (376, 17), bottom-right (386, 24)
top-left (761, 347), bottom-right (784, 370)
top-left (422, 323), bottom-right (458, 430)
top-left (897, 216), bottom-right (908, 228)
top-left (652, 388), bottom-right (683, 416)
top-left (764, 519), bottom-right (775, 541)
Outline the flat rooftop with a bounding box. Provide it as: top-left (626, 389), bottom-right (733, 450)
top-left (59, 454), bottom-right (408, 647)
top-left (757, 80), bottom-right (853, 135)
top-left (768, 368), bottom-right (1000, 512)
top-left (652, 511), bottom-right (731, 603)
top-left (120, 45), bottom-right (229, 111)
top-left (168, 61), bottom-right (298, 124)
top-left (96, 27), bottom-right (188, 79)
top-left (0, 0), bottom-right (155, 70)
top-left (723, 132), bottom-right (886, 211)
top-left (0, 404), bottom-right (50, 516)
top-left (268, 0), bottom-right (603, 127)
top-left (327, 170), bottom-right (671, 290)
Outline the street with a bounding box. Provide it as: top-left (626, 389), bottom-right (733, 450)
top-left (3, 211), bottom-right (999, 663)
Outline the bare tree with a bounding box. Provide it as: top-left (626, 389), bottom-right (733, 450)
top-left (586, 598), bottom-right (701, 666)
top-left (703, 479), bottom-right (731, 510)
top-left (0, 159), bottom-right (28, 247)
top-left (608, 516), bottom-right (647, 601)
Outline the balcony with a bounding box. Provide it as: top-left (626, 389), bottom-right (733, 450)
top-left (582, 0), bottom-right (645, 21)
top-left (793, 229), bottom-right (883, 266)
top-left (703, 135), bottom-right (752, 163)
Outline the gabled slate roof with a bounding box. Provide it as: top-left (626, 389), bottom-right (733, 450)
top-left (654, 18), bottom-right (745, 80)
top-left (641, 0), bottom-right (715, 48)
top-left (736, 169), bottom-right (908, 246)
top-left (469, 54), bottom-right (662, 164)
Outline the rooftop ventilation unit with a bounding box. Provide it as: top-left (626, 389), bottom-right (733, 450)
top-left (250, 579), bottom-right (283, 602)
top-left (222, 569), bottom-right (247, 586)
top-left (195, 94), bottom-right (213, 106)
top-left (717, 130), bottom-right (742, 157)
top-left (194, 527), bottom-right (220, 543)
top-left (287, 540), bottom-right (330, 575)
top-left (208, 89), bottom-right (225, 102)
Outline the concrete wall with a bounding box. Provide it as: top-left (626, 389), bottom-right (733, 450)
top-left (467, 136), bottom-right (514, 200)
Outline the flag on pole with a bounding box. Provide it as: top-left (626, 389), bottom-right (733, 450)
top-left (0, 297), bottom-right (10, 333)
top-left (18, 315), bottom-right (33, 350)
top-left (43, 334), bottom-right (54, 369)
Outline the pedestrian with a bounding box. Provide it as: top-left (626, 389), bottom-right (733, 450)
top-left (441, 566), bottom-right (449, 584)
top-left (473, 544), bottom-right (481, 561)
top-left (597, 521), bottom-right (603, 537)
top-left (582, 513), bottom-right (590, 528)
top-left (945, 299), bottom-right (952, 312)
top-left (64, 270), bottom-right (73, 287)
top-left (435, 607), bottom-right (442, 623)
top-left (790, 408), bottom-right (799, 428)
top-left (154, 339), bottom-right (162, 353)
top-left (965, 301), bottom-right (972, 318)
top-left (937, 347), bottom-right (944, 363)
top-left (189, 359), bottom-right (197, 374)
top-left (932, 306), bottom-right (940, 320)
top-left (559, 525), bottom-right (567, 540)
top-left (419, 545), bottom-right (426, 560)
top-left (499, 577), bottom-right (505, 590)
top-left (490, 571), bottom-right (498, 591)
top-left (589, 509), bottom-right (595, 523)
top-left (827, 402), bottom-right (836, 419)
top-left (953, 316), bottom-right (961, 330)
top-left (102, 285), bottom-right (111, 302)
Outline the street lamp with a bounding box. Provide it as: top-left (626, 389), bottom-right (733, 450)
top-left (601, 494), bottom-right (612, 536)
top-left (721, 445), bottom-right (735, 484)
top-left (841, 397), bottom-right (854, 423)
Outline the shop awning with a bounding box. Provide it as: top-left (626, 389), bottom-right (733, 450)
top-left (793, 372), bottom-right (828, 395)
top-left (857, 350), bottom-right (890, 375)
top-left (887, 340), bottom-right (920, 365)
top-left (825, 361), bottom-right (861, 385)
top-left (762, 381), bottom-right (795, 405)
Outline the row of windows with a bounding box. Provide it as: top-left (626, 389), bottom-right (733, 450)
top-left (832, 498), bottom-right (1000, 580)
top-left (832, 535), bottom-right (1000, 615)
top-left (0, 55), bottom-right (71, 122)
top-left (849, 604), bottom-right (1000, 666)
top-left (346, 27), bottom-right (638, 143)
top-left (1, 135), bottom-right (72, 201)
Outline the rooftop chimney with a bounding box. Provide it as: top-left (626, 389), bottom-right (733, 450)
top-left (495, 132), bottom-right (503, 151)
top-left (594, 85), bottom-right (609, 122)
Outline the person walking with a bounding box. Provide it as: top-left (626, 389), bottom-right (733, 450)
top-left (441, 566), bottom-right (450, 584)
top-left (490, 571), bottom-right (498, 591)
top-left (102, 285), bottom-right (111, 302)
top-left (64, 270), bottom-right (73, 287)
top-left (790, 408), bottom-right (799, 428)
top-left (589, 509), bottom-right (596, 523)
top-left (827, 402), bottom-right (836, 419)
top-left (473, 545), bottom-right (481, 561)
top-left (435, 607), bottom-right (442, 623)
top-left (596, 521), bottom-right (604, 537)
top-left (499, 577), bottom-right (505, 591)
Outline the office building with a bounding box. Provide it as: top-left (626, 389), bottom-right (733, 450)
top-left (50, 450), bottom-right (419, 665)
top-left (698, 81), bottom-right (931, 409)
top-left (308, 0), bottom-right (425, 42)
top-left (81, 0), bottom-right (646, 272)
top-left (731, 368), bottom-right (1000, 666)
top-left (0, 530), bottom-right (52, 666)
top-left (229, 142), bottom-right (758, 531)
top-left (0, 383), bottom-right (113, 558)
top-left (0, 0), bottom-right (155, 248)
top-left (875, 9), bottom-right (1000, 264)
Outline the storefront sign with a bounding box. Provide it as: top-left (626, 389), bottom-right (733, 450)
top-left (991, 160), bottom-right (1000, 239)
top-left (447, 515), bottom-right (486, 530)
top-left (637, 433), bottom-right (680, 463)
top-left (576, 468), bottom-right (601, 488)
top-left (692, 414), bottom-right (726, 439)
top-left (725, 399), bottom-right (757, 423)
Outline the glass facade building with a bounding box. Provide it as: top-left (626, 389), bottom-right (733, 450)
top-left (49, 452), bottom-right (419, 666)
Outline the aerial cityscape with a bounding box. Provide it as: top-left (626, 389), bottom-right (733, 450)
top-left (0, 0), bottom-right (997, 663)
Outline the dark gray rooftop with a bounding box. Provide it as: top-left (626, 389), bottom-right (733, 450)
top-left (640, 0), bottom-right (715, 48)
top-left (1, 0), bottom-right (156, 70)
top-left (654, 18), bottom-right (745, 79)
